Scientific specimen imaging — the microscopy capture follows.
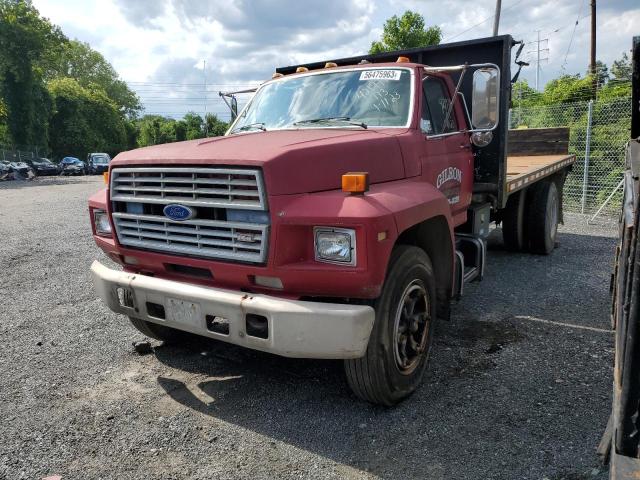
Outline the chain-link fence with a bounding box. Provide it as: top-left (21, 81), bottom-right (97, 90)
top-left (0, 145), bottom-right (49, 163)
top-left (509, 96), bottom-right (632, 217)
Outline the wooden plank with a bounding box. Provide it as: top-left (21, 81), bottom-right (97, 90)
top-left (507, 127), bottom-right (570, 156)
top-left (505, 154), bottom-right (576, 194)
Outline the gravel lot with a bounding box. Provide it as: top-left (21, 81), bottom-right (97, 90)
top-left (0, 176), bottom-right (616, 480)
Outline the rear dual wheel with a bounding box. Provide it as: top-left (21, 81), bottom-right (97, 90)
top-left (344, 246), bottom-right (436, 406)
top-left (502, 179), bottom-right (559, 255)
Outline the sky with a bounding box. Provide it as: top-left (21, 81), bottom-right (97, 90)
top-left (33, 0), bottom-right (640, 121)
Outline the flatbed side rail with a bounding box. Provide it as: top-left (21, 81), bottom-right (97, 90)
top-left (504, 127), bottom-right (575, 195)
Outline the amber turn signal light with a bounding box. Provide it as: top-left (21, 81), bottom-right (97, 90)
top-left (342, 172), bottom-right (369, 194)
top-left (103, 172), bottom-right (109, 185)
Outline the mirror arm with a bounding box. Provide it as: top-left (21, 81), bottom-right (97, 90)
top-left (219, 92), bottom-right (235, 113)
top-left (442, 64), bottom-right (467, 133)
top-left (457, 91), bottom-right (472, 131)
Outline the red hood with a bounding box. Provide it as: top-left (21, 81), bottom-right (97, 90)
top-left (111, 129), bottom-right (407, 195)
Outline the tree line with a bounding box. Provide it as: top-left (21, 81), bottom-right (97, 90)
top-left (0, 0), bottom-right (228, 161)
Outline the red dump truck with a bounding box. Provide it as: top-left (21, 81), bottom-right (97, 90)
top-left (89, 35), bottom-right (575, 405)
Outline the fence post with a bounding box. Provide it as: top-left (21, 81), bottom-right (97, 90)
top-left (581, 99), bottom-right (594, 214)
top-left (508, 108), bottom-right (512, 129)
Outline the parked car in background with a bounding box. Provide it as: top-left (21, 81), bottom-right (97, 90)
top-left (0, 161), bottom-right (13, 180)
top-left (59, 157), bottom-right (86, 176)
top-left (86, 153), bottom-right (111, 174)
top-left (9, 161), bottom-right (34, 177)
top-left (26, 158), bottom-right (59, 176)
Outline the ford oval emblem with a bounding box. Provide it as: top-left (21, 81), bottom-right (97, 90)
top-left (163, 204), bottom-right (195, 221)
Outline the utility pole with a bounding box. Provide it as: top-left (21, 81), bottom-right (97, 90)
top-left (590, 0), bottom-right (597, 97)
top-left (590, 0), bottom-right (596, 75)
top-left (492, 0), bottom-right (502, 36)
top-left (529, 31), bottom-right (549, 91)
top-left (203, 60), bottom-right (208, 137)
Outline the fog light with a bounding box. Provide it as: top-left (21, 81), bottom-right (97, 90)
top-left (314, 227), bottom-right (356, 265)
top-left (123, 256), bottom-right (138, 265)
top-left (253, 275), bottom-right (283, 289)
top-left (94, 209), bottom-right (112, 236)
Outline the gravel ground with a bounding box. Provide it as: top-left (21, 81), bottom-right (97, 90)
top-left (0, 176), bottom-right (616, 480)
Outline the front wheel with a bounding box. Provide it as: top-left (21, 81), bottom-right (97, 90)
top-left (128, 317), bottom-right (184, 343)
top-left (344, 246), bottom-right (436, 406)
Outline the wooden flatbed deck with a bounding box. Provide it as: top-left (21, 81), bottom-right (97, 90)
top-left (506, 154), bottom-right (576, 194)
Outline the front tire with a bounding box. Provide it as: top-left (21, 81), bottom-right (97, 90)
top-left (128, 317), bottom-right (183, 343)
top-left (344, 246), bottom-right (436, 406)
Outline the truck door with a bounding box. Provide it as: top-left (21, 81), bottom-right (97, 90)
top-left (419, 75), bottom-right (474, 223)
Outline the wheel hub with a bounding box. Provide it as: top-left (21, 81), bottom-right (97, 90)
top-left (393, 280), bottom-right (431, 375)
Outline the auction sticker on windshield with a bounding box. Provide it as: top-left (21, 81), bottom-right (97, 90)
top-left (359, 70), bottom-right (402, 81)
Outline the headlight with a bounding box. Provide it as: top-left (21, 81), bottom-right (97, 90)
top-left (93, 209), bottom-right (112, 236)
top-left (314, 227), bottom-right (356, 265)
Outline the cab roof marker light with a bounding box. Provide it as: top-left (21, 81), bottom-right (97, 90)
top-left (296, 66), bottom-right (309, 73)
top-left (324, 62), bottom-right (338, 68)
top-left (396, 56), bottom-right (411, 63)
top-left (272, 72), bottom-right (284, 79)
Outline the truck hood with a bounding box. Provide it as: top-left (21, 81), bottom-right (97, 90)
top-left (112, 129), bottom-right (407, 195)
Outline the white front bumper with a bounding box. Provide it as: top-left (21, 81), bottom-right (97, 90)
top-left (90, 261), bottom-right (375, 359)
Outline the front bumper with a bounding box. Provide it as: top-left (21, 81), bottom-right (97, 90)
top-left (91, 261), bottom-right (375, 359)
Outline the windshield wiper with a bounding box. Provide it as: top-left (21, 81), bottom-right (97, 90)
top-left (230, 122), bottom-right (267, 134)
top-left (293, 116), bottom-right (367, 129)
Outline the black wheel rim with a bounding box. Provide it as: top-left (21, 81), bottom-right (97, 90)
top-left (392, 280), bottom-right (431, 375)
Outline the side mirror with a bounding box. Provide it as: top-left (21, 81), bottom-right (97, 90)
top-left (471, 67), bottom-right (500, 130)
top-left (231, 97), bottom-right (238, 121)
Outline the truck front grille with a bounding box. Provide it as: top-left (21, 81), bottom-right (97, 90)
top-left (110, 167), bottom-right (269, 263)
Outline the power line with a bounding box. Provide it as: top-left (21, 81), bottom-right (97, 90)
top-left (443, 0), bottom-right (527, 42)
top-left (562, 1), bottom-right (586, 72)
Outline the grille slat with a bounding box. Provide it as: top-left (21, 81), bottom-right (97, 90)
top-left (114, 176), bottom-right (258, 187)
top-left (113, 185), bottom-right (261, 197)
top-left (110, 167), bottom-right (268, 263)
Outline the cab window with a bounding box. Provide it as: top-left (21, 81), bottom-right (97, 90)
top-left (421, 76), bottom-right (458, 135)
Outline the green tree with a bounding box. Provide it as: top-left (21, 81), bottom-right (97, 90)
top-left (0, 0), bottom-right (65, 146)
top-left (369, 10), bottom-right (441, 54)
top-left (47, 77), bottom-right (126, 159)
top-left (0, 98), bottom-right (9, 144)
top-left (183, 112), bottom-right (204, 140)
top-left (588, 60), bottom-right (609, 89)
top-left (611, 52), bottom-right (632, 81)
top-left (205, 113), bottom-right (228, 137)
top-left (53, 40), bottom-right (140, 116)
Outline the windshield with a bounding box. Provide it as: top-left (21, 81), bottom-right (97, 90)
top-left (92, 156), bottom-right (109, 164)
top-left (229, 68), bottom-right (413, 133)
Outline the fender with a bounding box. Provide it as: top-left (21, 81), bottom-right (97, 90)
top-left (272, 178), bottom-right (454, 297)
top-left (364, 179), bottom-right (454, 237)
top-left (88, 188), bottom-right (107, 209)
